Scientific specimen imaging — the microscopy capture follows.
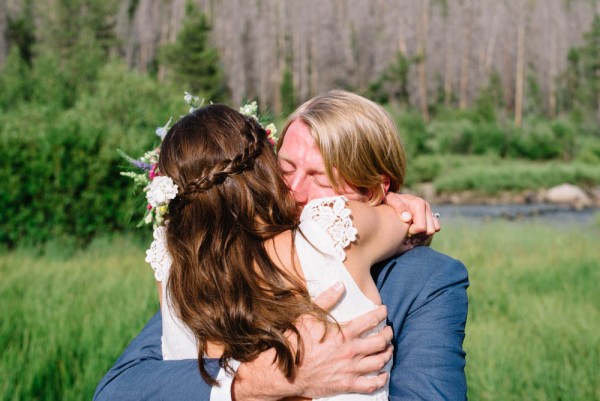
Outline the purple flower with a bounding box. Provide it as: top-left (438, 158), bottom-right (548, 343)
top-left (131, 159), bottom-right (153, 171)
top-left (118, 149), bottom-right (153, 171)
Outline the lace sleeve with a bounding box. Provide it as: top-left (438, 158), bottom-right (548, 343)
top-left (300, 196), bottom-right (358, 262)
top-left (144, 226), bottom-right (171, 282)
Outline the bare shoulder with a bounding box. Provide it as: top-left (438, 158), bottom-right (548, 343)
top-left (265, 230), bottom-right (303, 278)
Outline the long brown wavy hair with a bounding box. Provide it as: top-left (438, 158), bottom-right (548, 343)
top-left (158, 104), bottom-right (328, 385)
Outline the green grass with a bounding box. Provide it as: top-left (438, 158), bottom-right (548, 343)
top-left (433, 220), bottom-right (600, 401)
top-left (1, 223), bottom-right (599, 400)
top-left (0, 236), bottom-right (157, 401)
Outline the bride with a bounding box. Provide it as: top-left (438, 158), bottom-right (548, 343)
top-left (145, 104), bottom-right (411, 401)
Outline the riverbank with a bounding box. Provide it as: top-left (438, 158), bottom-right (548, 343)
top-left (412, 182), bottom-right (600, 209)
top-left (433, 203), bottom-right (599, 227)
top-left (409, 182), bottom-right (600, 225)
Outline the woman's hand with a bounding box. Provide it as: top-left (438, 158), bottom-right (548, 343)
top-left (383, 193), bottom-right (440, 248)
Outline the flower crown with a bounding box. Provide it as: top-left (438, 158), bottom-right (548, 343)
top-left (120, 92), bottom-right (279, 229)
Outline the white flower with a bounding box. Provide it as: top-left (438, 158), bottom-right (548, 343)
top-left (184, 91), bottom-right (200, 106)
top-left (156, 117), bottom-right (172, 140)
top-left (141, 148), bottom-right (160, 164)
top-left (239, 101), bottom-right (259, 120)
top-left (146, 176), bottom-right (179, 208)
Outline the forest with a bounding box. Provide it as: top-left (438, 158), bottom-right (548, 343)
top-left (4, 0), bottom-right (600, 117)
top-left (1, 0), bottom-right (600, 246)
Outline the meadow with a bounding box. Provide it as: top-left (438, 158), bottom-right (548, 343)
top-left (1, 219), bottom-right (599, 401)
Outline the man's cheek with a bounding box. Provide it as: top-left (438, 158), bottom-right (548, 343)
top-left (313, 186), bottom-right (340, 199)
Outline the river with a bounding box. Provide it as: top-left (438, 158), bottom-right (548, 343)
top-left (433, 203), bottom-right (600, 227)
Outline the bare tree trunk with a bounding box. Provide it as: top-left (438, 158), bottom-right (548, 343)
top-left (417, 0), bottom-right (430, 122)
top-left (156, 1), bottom-right (171, 82)
top-left (443, 12), bottom-right (453, 106)
top-left (459, 0), bottom-right (472, 109)
top-left (485, 4), bottom-right (500, 74)
top-left (272, 0), bottom-right (286, 114)
top-left (310, 21), bottom-right (318, 98)
top-left (256, 0), bottom-right (273, 107)
top-left (502, 39), bottom-right (513, 112)
top-left (548, 6), bottom-right (557, 118)
top-left (514, 0), bottom-right (526, 128)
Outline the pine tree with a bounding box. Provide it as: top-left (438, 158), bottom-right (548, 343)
top-left (159, 1), bottom-right (228, 102)
top-left (279, 67), bottom-right (296, 116)
top-left (579, 15), bottom-right (600, 118)
top-left (0, 46), bottom-right (31, 110)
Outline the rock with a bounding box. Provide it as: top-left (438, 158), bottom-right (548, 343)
top-left (544, 184), bottom-right (593, 210)
top-left (523, 190), bottom-right (541, 204)
top-left (449, 193), bottom-right (462, 205)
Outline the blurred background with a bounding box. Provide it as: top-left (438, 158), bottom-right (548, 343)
top-left (0, 0), bottom-right (598, 400)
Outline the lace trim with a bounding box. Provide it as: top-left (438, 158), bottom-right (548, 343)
top-left (145, 226), bottom-right (171, 282)
top-left (300, 196), bottom-right (358, 262)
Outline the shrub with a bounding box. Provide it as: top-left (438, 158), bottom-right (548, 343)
top-left (426, 119), bottom-right (475, 154)
top-left (551, 119), bottom-right (577, 161)
top-left (434, 161), bottom-right (600, 194)
top-left (404, 155), bottom-right (443, 187)
top-left (394, 111), bottom-right (431, 157)
top-left (470, 122), bottom-right (509, 157)
top-left (0, 47), bottom-right (31, 111)
top-left (0, 63), bottom-right (180, 247)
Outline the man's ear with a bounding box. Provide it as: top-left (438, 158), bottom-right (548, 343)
top-left (381, 175), bottom-right (391, 196)
top-left (368, 175), bottom-right (392, 206)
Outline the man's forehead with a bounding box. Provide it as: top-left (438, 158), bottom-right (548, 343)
top-left (279, 122), bottom-right (325, 168)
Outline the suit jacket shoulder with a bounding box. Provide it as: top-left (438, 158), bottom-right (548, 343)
top-left (372, 246), bottom-right (469, 401)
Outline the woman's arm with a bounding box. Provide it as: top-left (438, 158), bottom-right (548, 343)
top-left (345, 199), bottom-right (410, 268)
top-left (94, 285), bottom-right (394, 401)
top-left (384, 193), bottom-right (440, 237)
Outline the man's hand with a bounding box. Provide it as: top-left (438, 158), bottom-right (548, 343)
top-left (232, 283), bottom-right (393, 401)
top-left (383, 193), bottom-right (440, 247)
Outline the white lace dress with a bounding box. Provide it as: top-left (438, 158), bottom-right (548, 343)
top-left (145, 195), bottom-right (390, 401)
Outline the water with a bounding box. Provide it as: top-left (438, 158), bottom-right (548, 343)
top-left (433, 203), bottom-right (600, 227)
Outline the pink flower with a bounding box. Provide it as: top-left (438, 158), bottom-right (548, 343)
top-left (147, 204), bottom-right (153, 210)
top-left (149, 164), bottom-right (159, 180)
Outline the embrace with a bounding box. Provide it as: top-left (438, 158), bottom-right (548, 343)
top-left (94, 90), bottom-right (469, 401)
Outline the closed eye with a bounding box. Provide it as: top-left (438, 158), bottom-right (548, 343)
top-left (313, 175), bottom-right (332, 188)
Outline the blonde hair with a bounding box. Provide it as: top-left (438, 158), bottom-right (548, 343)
top-left (277, 89), bottom-right (406, 205)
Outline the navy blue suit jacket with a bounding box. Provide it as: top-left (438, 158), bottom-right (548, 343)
top-left (94, 246), bottom-right (469, 400)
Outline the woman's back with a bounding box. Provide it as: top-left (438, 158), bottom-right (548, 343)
top-left (150, 194), bottom-right (404, 400)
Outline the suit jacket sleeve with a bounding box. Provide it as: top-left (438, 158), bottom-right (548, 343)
top-left (93, 311), bottom-right (218, 401)
top-left (372, 246), bottom-right (469, 401)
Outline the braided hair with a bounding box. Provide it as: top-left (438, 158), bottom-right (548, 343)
top-left (158, 104), bottom-right (328, 384)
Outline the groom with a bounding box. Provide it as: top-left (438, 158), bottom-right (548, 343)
top-left (94, 90), bottom-right (468, 400)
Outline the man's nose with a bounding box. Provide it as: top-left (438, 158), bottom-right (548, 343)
top-left (288, 174), bottom-right (308, 205)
